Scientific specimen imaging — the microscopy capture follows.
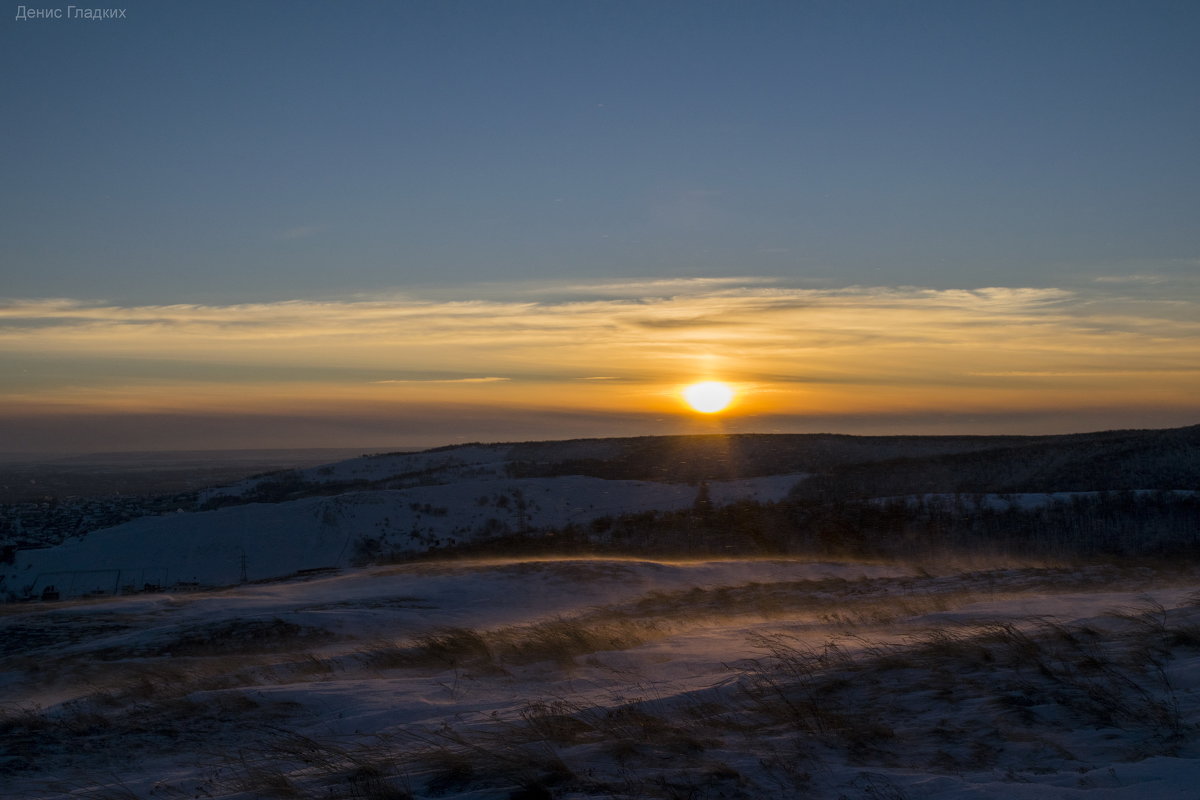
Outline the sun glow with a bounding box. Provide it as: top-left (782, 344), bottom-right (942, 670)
top-left (683, 381), bottom-right (735, 413)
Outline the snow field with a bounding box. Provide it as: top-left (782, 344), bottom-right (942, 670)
top-left (3, 473), bottom-right (805, 597)
top-left (4, 558), bottom-right (1200, 798)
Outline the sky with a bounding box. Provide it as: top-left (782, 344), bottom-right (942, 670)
top-left (2, 0), bottom-right (1199, 453)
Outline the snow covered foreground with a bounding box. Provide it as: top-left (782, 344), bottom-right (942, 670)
top-left (4, 557), bottom-right (1200, 799)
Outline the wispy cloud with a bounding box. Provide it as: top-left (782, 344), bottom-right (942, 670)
top-left (2, 281), bottom-right (1197, 427)
top-left (1093, 274), bottom-right (1169, 284)
top-left (521, 275), bottom-right (782, 298)
top-left (373, 377), bottom-right (511, 384)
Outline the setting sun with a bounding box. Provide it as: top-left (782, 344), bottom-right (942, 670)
top-left (683, 381), bottom-right (735, 413)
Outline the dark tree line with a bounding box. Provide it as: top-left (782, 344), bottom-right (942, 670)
top-left (401, 490), bottom-right (1200, 563)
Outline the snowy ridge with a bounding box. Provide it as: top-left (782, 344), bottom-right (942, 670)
top-left (2, 472), bottom-right (804, 598)
top-left (196, 443), bottom-right (517, 503)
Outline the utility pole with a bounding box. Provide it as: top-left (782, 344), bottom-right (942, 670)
top-left (240, 550), bottom-right (248, 584)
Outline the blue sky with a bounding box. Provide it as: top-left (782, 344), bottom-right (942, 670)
top-left (2, 1), bottom-right (1199, 451)
top-left (5, 0), bottom-right (1198, 301)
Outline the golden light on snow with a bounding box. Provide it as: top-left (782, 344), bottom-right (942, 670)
top-left (683, 381), bottom-right (735, 413)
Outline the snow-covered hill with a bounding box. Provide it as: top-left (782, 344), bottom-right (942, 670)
top-left (195, 443), bottom-right (518, 504)
top-left (6, 424), bottom-right (1197, 601)
top-left (2, 440), bottom-right (803, 599)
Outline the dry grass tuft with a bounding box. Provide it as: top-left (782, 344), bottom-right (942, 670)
top-left (362, 615), bottom-right (658, 672)
top-left (738, 601), bottom-right (1199, 775)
